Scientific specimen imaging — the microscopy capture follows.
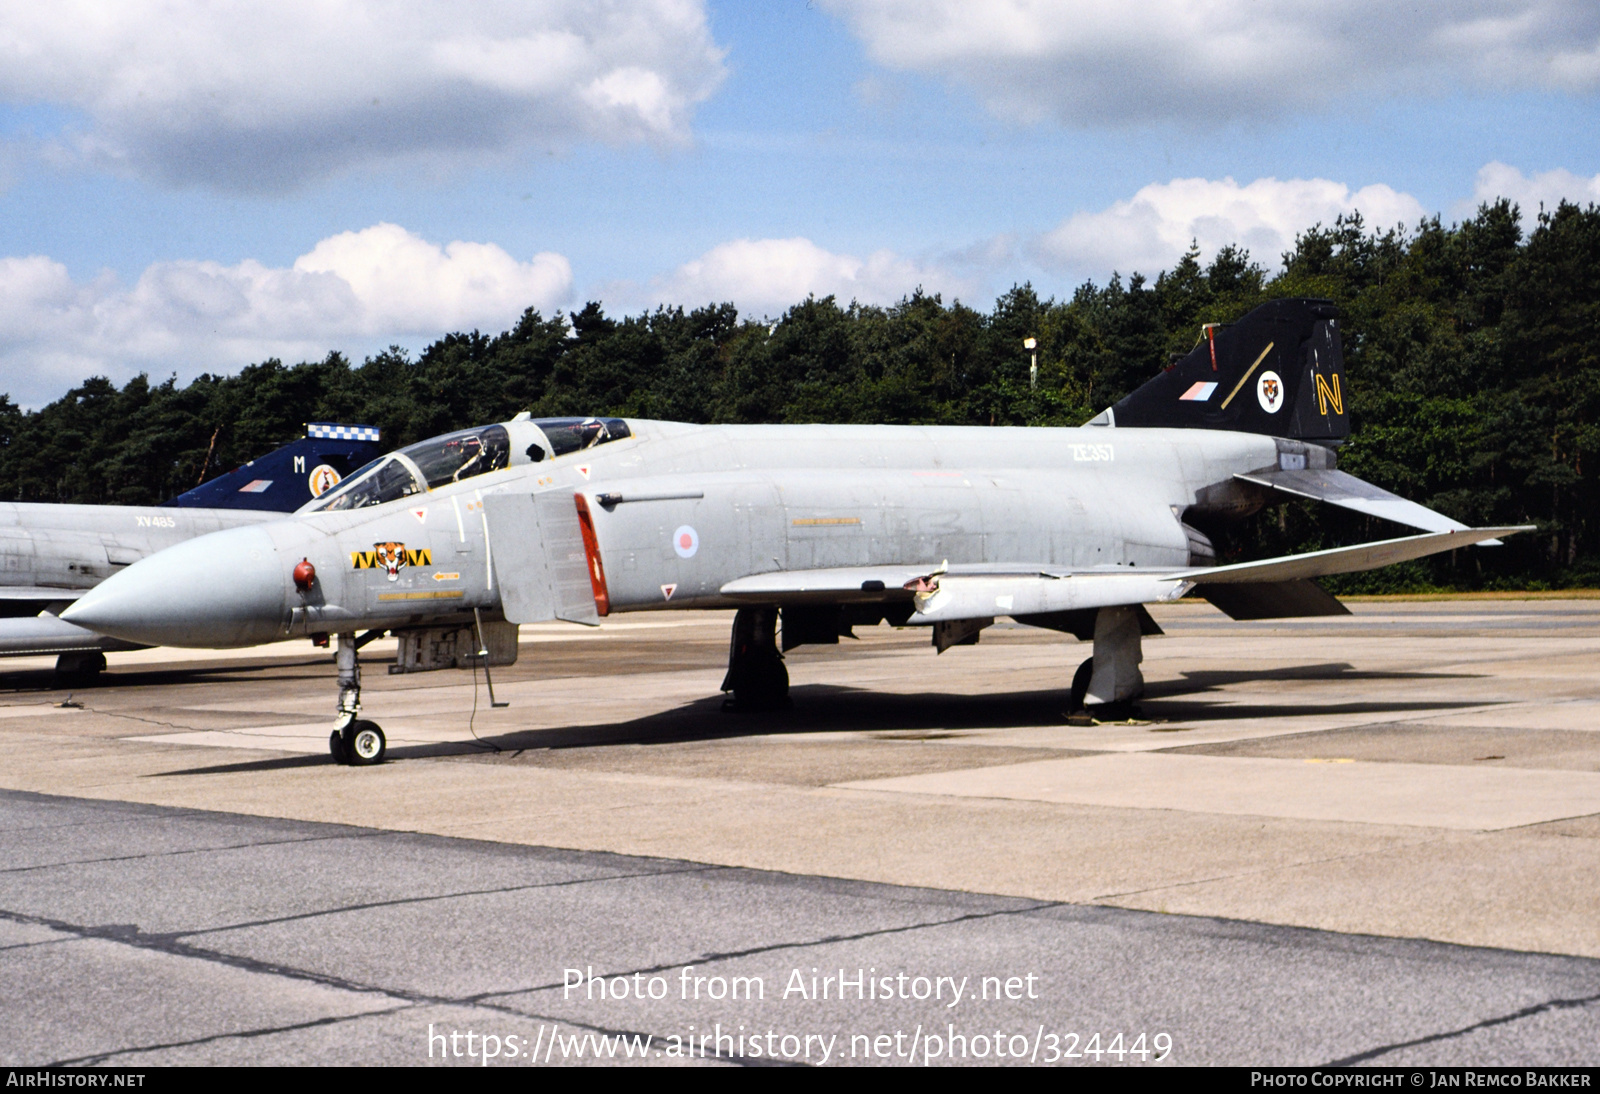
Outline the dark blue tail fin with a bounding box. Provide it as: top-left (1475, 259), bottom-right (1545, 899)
top-left (164, 423), bottom-right (382, 511)
top-left (1090, 298), bottom-right (1349, 445)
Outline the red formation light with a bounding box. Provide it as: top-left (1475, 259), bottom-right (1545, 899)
top-left (293, 558), bottom-right (316, 592)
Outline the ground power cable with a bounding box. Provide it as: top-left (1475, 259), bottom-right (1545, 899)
top-left (466, 608), bottom-right (505, 753)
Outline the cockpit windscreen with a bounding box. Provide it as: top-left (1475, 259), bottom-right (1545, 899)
top-left (402, 425), bottom-right (510, 488)
top-left (306, 455), bottom-right (425, 513)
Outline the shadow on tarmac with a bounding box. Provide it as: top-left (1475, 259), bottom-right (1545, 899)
top-left (151, 668), bottom-right (1503, 778)
top-left (1150, 661), bottom-right (1485, 696)
top-left (0, 660), bottom-right (333, 695)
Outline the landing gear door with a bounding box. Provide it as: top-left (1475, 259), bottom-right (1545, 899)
top-left (482, 488), bottom-right (600, 625)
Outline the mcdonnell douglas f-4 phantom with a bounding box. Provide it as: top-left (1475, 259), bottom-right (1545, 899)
top-left (64, 299), bottom-right (1529, 764)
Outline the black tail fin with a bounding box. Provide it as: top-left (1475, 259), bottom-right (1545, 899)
top-left (1090, 297), bottom-right (1349, 444)
top-left (162, 423), bottom-right (383, 511)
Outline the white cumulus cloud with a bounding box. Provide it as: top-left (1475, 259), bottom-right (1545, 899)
top-left (1469, 161), bottom-right (1600, 220)
top-left (0, 225), bottom-right (572, 407)
top-left (821, 0), bottom-right (1600, 126)
top-left (1035, 176), bottom-right (1428, 279)
top-left (646, 237), bottom-right (974, 317)
top-left (0, 0), bottom-right (726, 190)
top-left (295, 224), bottom-right (571, 335)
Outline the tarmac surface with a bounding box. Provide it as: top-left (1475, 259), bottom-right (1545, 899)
top-left (1, 598), bottom-right (1598, 1066)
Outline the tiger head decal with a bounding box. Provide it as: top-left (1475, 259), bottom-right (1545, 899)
top-left (373, 541), bottom-right (408, 581)
top-left (351, 542), bottom-right (431, 579)
top-left (1256, 370), bottom-right (1285, 414)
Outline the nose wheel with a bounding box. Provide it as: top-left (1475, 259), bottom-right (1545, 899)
top-left (328, 630), bottom-right (388, 765)
top-left (330, 720), bottom-right (386, 765)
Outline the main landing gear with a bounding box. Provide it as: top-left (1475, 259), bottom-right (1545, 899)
top-left (1066, 605), bottom-right (1146, 722)
top-left (328, 630), bottom-right (388, 765)
top-left (53, 650), bottom-right (106, 688)
top-left (721, 607), bottom-right (789, 711)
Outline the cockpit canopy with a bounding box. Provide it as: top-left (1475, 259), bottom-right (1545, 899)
top-left (532, 416), bottom-right (629, 459)
top-left (301, 417), bottom-right (630, 514)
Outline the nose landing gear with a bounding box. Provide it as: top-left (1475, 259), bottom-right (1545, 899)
top-left (328, 630), bottom-right (388, 765)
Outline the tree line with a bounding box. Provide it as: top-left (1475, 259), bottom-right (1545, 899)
top-left (2, 198), bottom-right (1596, 591)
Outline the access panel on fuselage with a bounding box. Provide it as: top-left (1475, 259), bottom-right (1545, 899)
top-left (777, 472), bottom-right (985, 569)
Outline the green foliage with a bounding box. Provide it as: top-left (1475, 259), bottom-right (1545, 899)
top-left (5, 199), bottom-right (1600, 590)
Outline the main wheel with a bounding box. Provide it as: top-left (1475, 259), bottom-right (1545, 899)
top-left (1068, 657), bottom-right (1095, 713)
top-left (53, 651), bottom-right (108, 689)
top-left (328, 730), bottom-right (350, 765)
top-left (342, 720), bottom-right (387, 766)
top-left (733, 657), bottom-right (789, 711)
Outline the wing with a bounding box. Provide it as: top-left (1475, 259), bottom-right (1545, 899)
top-left (1173, 526), bottom-right (1527, 584)
top-left (719, 526), bottom-right (1532, 624)
top-left (0, 586), bottom-right (85, 602)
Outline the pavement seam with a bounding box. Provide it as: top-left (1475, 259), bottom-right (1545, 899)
top-left (1487, 811), bottom-right (1600, 834)
top-left (1146, 714), bottom-right (1514, 756)
top-left (0, 809), bottom-right (217, 834)
top-left (49, 1007), bottom-right (420, 1067)
top-left (0, 830), bottom-right (387, 876)
top-left (474, 901), bottom-right (1060, 1004)
top-left (0, 937), bottom-right (74, 953)
top-left (171, 865), bottom-right (719, 940)
top-left (1323, 989), bottom-right (1600, 1065)
top-left (1086, 832), bottom-right (1456, 903)
top-left (2, 899), bottom-right (703, 1068)
top-left (72, 705), bottom-right (216, 734)
top-left (0, 905), bottom-right (414, 1003)
top-left (52, 1004), bottom-right (778, 1069)
top-left (38, 954), bottom-right (773, 1068)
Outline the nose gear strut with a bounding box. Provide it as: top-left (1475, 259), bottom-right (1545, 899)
top-left (329, 629), bottom-right (389, 765)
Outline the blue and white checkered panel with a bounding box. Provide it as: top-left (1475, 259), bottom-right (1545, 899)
top-left (306, 423), bottom-right (380, 441)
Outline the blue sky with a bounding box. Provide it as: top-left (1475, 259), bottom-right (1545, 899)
top-left (0, 0), bottom-right (1597, 407)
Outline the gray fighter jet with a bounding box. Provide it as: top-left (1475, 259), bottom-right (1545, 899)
top-left (1, 423), bottom-right (381, 677)
top-left (64, 300), bottom-right (1528, 764)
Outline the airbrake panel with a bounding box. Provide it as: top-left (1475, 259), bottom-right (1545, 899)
top-left (483, 489), bottom-right (600, 625)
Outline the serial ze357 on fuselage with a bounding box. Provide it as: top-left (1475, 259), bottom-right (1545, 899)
top-left (64, 299), bottom-right (1529, 765)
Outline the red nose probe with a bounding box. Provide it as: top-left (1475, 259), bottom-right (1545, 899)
top-left (293, 558), bottom-right (316, 593)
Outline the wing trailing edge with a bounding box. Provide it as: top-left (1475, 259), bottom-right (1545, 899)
top-left (1175, 526), bottom-right (1530, 586)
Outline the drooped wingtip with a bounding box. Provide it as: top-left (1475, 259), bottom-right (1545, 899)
top-left (1469, 524), bottom-right (1537, 548)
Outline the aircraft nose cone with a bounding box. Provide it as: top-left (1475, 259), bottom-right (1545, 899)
top-left (63, 525), bottom-right (289, 648)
